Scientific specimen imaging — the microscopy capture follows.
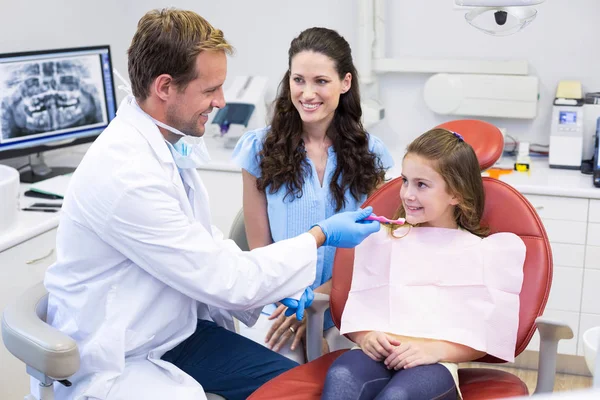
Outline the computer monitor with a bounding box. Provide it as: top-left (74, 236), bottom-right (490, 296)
top-left (0, 45), bottom-right (117, 182)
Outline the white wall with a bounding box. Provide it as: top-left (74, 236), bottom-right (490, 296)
top-left (0, 0), bottom-right (129, 73)
top-left (0, 0), bottom-right (598, 158)
top-left (379, 0), bottom-right (600, 147)
top-left (120, 0), bottom-right (360, 114)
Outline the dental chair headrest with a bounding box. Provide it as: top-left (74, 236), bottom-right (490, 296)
top-left (435, 120), bottom-right (504, 171)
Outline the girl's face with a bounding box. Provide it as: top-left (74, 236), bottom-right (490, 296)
top-left (400, 153), bottom-right (459, 229)
top-left (289, 51), bottom-right (351, 132)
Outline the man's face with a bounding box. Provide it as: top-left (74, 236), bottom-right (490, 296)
top-left (165, 50), bottom-right (227, 137)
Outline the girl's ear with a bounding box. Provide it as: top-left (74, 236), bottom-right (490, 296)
top-left (449, 193), bottom-right (461, 206)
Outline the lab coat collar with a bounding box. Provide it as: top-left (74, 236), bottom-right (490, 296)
top-left (116, 96), bottom-right (175, 166)
top-left (117, 96), bottom-right (197, 224)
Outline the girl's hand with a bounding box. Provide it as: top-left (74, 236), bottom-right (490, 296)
top-left (384, 341), bottom-right (443, 370)
top-left (265, 304), bottom-right (306, 352)
top-left (358, 331), bottom-right (401, 361)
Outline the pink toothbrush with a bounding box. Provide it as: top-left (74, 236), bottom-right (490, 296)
top-left (364, 214), bottom-right (406, 225)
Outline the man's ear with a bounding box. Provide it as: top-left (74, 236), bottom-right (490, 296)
top-left (341, 72), bottom-right (352, 94)
top-left (152, 74), bottom-right (173, 101)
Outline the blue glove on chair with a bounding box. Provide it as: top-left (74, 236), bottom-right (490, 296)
top-left (280, 287), bottom-right (314, 321)
top-left (314, 206), bottom-right (380, 248)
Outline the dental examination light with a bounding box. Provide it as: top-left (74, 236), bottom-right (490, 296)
top-left (455, 0), bottom-right (545, 36)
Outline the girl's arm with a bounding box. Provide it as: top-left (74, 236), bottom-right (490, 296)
top-left (433, 340), bottom-right (486, 363)
top-left (347, 331), bottom-right (400, 361)
top-left (386, 339), bottom-right (486, 370)
top-left (241, 169), bottom-right (273, 249)
top-left (347, 330), bottom-right (368, 345)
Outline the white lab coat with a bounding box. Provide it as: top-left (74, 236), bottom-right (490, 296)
top-left (44, 97), bottom-right (317, 400)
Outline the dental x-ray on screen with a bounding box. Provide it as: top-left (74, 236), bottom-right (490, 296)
top-left (0, 54), bottom-right (107, 142)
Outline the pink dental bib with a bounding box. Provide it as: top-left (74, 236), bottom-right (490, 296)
top-left (340, 226), bottom-right (526, 362)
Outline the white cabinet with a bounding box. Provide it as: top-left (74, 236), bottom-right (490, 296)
top-left (542, 219), bottom-right (587, 245)
top-left (581, 270), bottom-right (600, 314)
top-left (523, 194), bottom-right (589, 355)
top-left (588, 199), bottom-right (600, 223)
top-left (0, 229), bottom-right (57, 400)
top-left (546, 267), bottom-right (583, 312)
top-left (585, 245), bottom-right (600, 270)
top-left (551, 243), bottom-right (585, 268)
top-left (524, 194), bottom-right (588, 222)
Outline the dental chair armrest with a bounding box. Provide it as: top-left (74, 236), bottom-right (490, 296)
top-left (305, 293), bottom-right (330, 362)
top-left (1, 283), bottom-right (79, 380)
top-left (533, 316), bottom-right (574, 394)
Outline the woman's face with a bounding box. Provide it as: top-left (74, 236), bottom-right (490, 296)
top-left (400, 153), bottom-right (459, 229)
top-left (289, 51), bottom-right (351, 132)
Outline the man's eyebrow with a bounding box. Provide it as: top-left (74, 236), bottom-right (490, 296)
top-left (203, 84), bottom-right (222, 92)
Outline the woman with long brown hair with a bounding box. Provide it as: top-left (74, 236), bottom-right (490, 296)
top-left (233, 27), bottom-right (394, 363)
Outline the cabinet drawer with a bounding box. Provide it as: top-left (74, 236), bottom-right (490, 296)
top-left (524, 195), bottom-right (588, 222)
top-left (585, 245), bottom-right (600, 270)
top-left (525, 309), bottom-right (579, 355)
top-left (581, 269), bottom-right (600, 314)
top-left (546, 267), bottom-right (583, 312)
top-left (587, 223), bottom-right (600, 247)
top-left (542, 219), bottom-right (587, 245)
top-left (589, 200), bottom-right (600, 223)
top-left (551, 243), bottom-right (585, 268)
top-left (546, 266), bottom-right (583, 312)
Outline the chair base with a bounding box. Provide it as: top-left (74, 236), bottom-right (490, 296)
top-left (26, 378), bottom-right (54, 400)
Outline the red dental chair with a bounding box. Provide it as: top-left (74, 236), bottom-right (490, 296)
top-left (248, 120), bottom-right (573, 399)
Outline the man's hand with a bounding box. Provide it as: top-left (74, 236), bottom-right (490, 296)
top-left (280, 287), bottom-right (314, 321)
top-left (314, 206), bottom-right (380, 248)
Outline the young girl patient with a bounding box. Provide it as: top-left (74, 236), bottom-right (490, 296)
top-left (321, 128), bottom-right (526, 400)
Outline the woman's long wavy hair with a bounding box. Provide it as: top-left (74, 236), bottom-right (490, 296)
top-left (388, 129), bottom-right (488, 237)
top-left (256, 27), bottom-right (386, 211)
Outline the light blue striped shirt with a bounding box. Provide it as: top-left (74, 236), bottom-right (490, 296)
top-left (232, 126), bottom-right (394, 330)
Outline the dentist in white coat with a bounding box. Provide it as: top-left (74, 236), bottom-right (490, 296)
top-left (44, 8), bottom-right (380, 400)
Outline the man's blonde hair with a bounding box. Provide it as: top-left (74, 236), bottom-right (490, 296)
top-left (127, 8), bottom-right (233, 100)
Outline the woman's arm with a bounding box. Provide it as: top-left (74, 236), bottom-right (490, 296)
top-left (314, 279), bottom-right (332, 295)
top-left (241, 169), bottom-right (273, 249)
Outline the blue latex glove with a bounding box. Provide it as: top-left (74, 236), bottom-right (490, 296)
top-left (280, 287), bottom-right (314, 321)
top-left (314, 206), bottom-right (380, 248)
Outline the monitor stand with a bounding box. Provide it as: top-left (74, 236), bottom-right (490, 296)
top-left (19, 154), bottom-right (75, 183)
